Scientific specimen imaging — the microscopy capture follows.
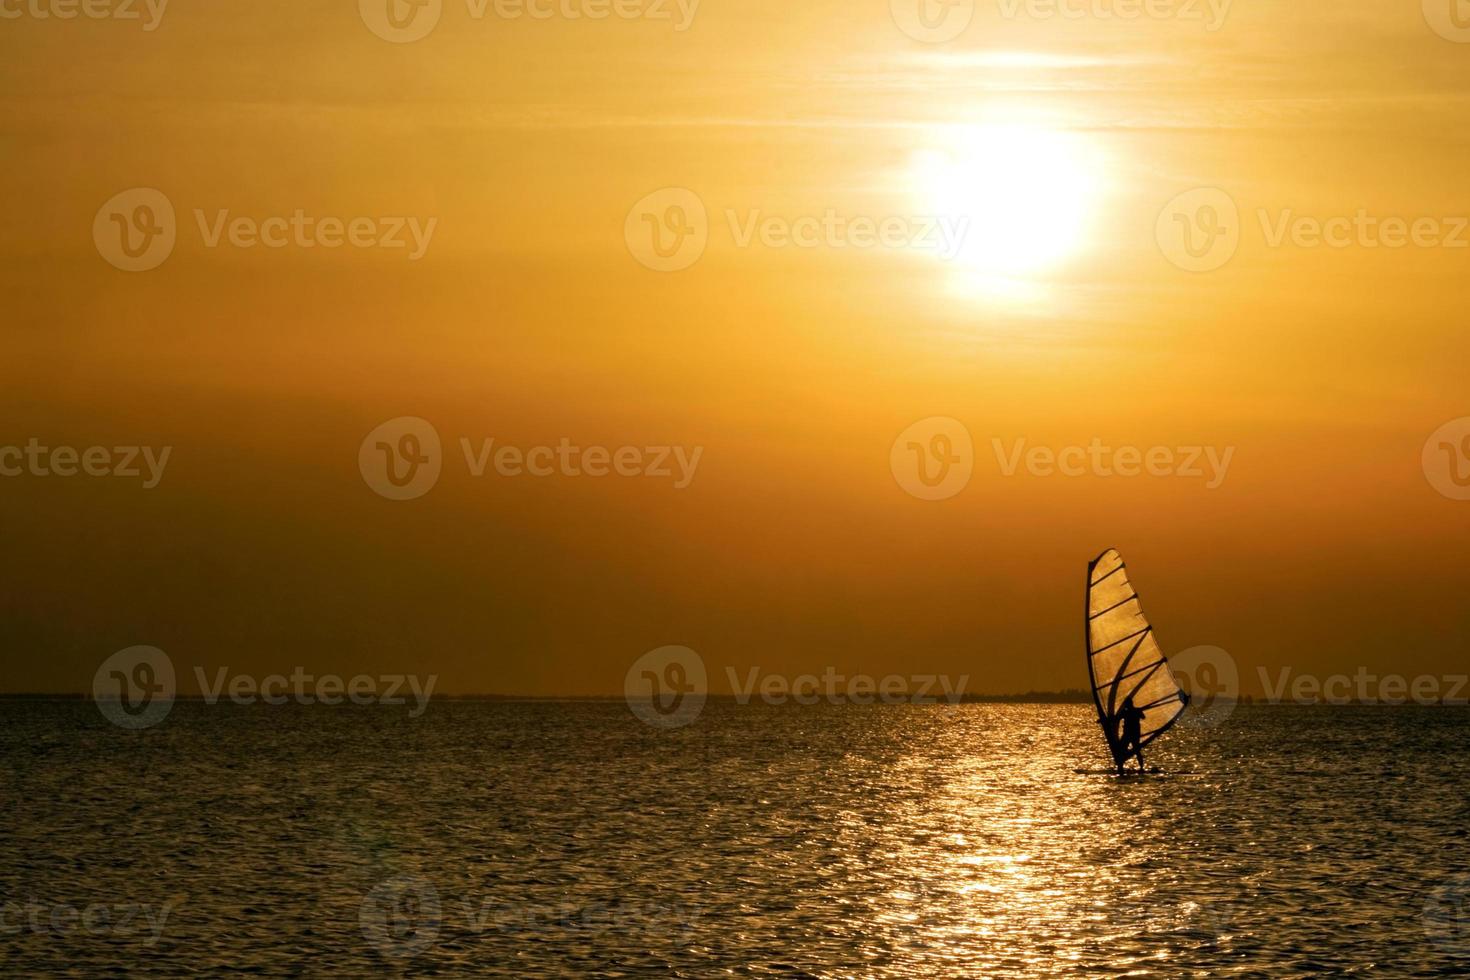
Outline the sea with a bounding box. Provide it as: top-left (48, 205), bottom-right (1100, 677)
top-left (2, 701), bottom-right (1468, 977)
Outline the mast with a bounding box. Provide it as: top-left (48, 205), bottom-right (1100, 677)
top-left (1086, 549), bottom-right (1126, 770)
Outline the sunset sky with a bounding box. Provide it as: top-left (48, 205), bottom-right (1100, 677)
top-left (3, 0), bottom-right (1468, 695)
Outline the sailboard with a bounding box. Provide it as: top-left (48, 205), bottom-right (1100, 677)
top-left (1085, 548), bottom-right (1189, 772)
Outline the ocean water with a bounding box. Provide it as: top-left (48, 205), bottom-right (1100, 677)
top-left (2, 701), bottom-right (1468, 977)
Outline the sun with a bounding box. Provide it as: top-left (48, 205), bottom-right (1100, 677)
top-left (911, 123), bottom-right (1105, 290)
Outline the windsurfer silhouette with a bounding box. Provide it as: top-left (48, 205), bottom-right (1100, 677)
top-left (1118, 697), bottom-right (1146, 774)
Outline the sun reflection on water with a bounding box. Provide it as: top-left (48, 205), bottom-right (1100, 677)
top-left (831, 704), bottom-right (1231, 977)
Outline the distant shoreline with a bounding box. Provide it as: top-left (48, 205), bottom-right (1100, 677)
top-left (5, 692), bottom-right (1097, 702)
top-left (5, 693), bottom-right (1468, 705)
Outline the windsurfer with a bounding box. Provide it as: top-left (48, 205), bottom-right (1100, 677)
top-left (1118, 697), bottom-right (1146, 774)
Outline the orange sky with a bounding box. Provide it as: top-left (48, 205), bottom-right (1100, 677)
top-left (3, 0), bottom-right (1468, 695)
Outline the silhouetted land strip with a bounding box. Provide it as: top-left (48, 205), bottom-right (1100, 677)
top-left (9, 691), bottom-right (1469, 704)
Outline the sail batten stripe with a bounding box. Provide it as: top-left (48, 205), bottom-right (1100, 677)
top-left (1088, 594), bottom-right (1138, 620)
top-left (1092, 657), bottom-right (1168, 693)
top-left (1087, 626), bottom-right (1151, 656)
top-left (1119, 659), bottom-right (1166, 703)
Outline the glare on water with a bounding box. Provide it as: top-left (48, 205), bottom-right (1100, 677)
top-left (2, 701), bottom-right (1468, 976)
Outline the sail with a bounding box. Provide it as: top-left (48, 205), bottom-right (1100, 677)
top-left (1086, 548), bottom-right (1188, 768)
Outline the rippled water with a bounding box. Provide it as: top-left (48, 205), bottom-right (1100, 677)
top-left (3, 702), bottom-right (1469, 976)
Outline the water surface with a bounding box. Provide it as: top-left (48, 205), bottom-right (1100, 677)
top-left (3, 702), bottom-right (1468, 976)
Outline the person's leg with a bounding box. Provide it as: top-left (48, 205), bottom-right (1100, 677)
top-left (1137, 747), bottom-right (1146, 773)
